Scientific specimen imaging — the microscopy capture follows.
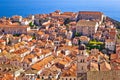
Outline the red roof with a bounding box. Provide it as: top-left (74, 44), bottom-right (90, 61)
top-left (79, 11), bottom-right (103, 15)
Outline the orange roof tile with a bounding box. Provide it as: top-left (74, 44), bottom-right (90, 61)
top-left (0, 39), bottom-right (5, 42)
top-left (0, 24), bottom-right (29, 28)
top-left (31, 55), bottom-right (55, 70)
top-left (100, 61), bottom-right (111, 71)
top-left (105, 39), bottom-right (114, 42)
top-left (77, 20), bottom-right (97, 27)
top-left (111, 54), bottom-right (118, 60)
top-left (79, 11), bottom-right (103, 15)
top-left (79, 36), bottom-right (90, 41)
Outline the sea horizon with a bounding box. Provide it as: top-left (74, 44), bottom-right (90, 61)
top-left (0, 0), bottom-right (120, 21)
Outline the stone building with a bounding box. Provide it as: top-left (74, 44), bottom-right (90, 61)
top-left (76, 20), bottom-right (99, 37)
top-left (87, 70), bottom-right (120, 80)
top-left (77, 44), bottom-right (88, 80)
top-left (77, 11), bottom-right (104, 24)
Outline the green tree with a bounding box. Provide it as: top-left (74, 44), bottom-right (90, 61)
top-left (75, 32), bottom-right (81, 37)
top-left (29, 22), bottom-right (34, 28)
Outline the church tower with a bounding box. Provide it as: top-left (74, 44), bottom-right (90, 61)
top-left (77, 44), bottom-right (88, 80)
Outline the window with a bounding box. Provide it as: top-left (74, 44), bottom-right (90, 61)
top-left (42, 76), bottom-right (44, 79)
top-left (81, 66), bottom-right (83, 70)
top-left (0, 67), bottom-right (2, 71)
top-left (74, 78), bottom-right (76, 80)
top-left (80, 59), bottom-right (85, 63)
top-left (83, 59), bottom-right (85, 63)
top-left (80, 60), bottom-right (82, 63)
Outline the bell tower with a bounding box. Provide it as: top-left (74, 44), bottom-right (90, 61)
top-left (77, 44), bottom-right (88, 80)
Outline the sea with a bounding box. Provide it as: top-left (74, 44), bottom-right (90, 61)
top-left (0, 0), bottom-right (120, 21)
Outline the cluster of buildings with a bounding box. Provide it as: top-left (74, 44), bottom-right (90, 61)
top-left (0, 10), bottom-right (119, 80)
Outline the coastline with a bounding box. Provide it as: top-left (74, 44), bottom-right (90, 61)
top-left (0, 10), bottom-right (120, 22)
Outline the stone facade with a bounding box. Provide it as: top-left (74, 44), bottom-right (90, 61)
top-left (87, 70), bottom-right (120, 80)
top-left (76, 20), bottom-right (98, 37)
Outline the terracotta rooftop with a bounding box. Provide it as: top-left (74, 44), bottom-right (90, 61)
top-left (0, 24), bottom-right (29, 28)
top-left (77, 20), bottom-right (97, 27)
top-left (31, 55), bottom-right (55, 70)
top-left (111, 54), bottom-right (118, 60)
top-left (79, 11), bottom-right (103, 15)
top-left (100, 61), bottom-right (111, 71)
top-left (94, 31), bottom-right (102, 37)
top-left (12, 15), bottom-right (22, 18)
top-left (61, 64), bottom-right (77, 77)
top-left (79, 36), bottom-right (90, 41)
top-left (0, 39), bottom-right (5, 43)
top-left (105, 39), bottom-right (115, 42)
top-left (61, 12), bottom-right (75, 16)
top-left (13, 48), bottom-right (28, 55)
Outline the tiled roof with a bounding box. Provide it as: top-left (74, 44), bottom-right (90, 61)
top-left (77, 20), bottom-right (97, 27)
top-left (111, 54), bottom-right (118, 60)
top-left (0, 39), bottom-right (5, 42)
top-left (105, 39), bottom-right (114, 42)
top-left (100, 61), bottom-right (111, 71)
top-left (79, 11), bottom-right (103, 15)
top-left (12, 15), bottom-right (22, 18)
top-left (79, 36), bottom-right (90, 41)
top-left (31, 55), bottom-right (55, 70)
top-left (0, 24), bottom-right (29, 28)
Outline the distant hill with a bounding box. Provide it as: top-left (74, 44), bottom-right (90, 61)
top-left (106, 16), bottom-right (120, 29)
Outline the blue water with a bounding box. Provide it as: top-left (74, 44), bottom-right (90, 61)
top-left (0, 0), bottom-right (120, 21)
